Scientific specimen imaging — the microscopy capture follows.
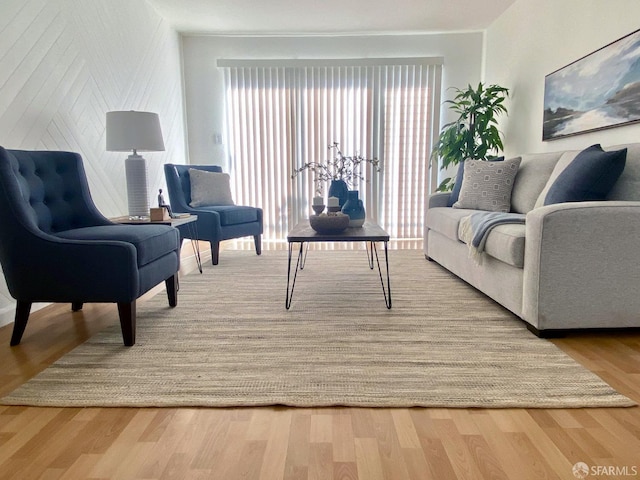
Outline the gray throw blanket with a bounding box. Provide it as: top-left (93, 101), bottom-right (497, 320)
top-left (459, 212), bottom-right (526, 264)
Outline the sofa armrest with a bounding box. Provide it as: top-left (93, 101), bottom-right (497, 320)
top-left (423, 192), bottom-right (451, 255)
top-left (7, 232), bottom-right (140, 302)
top-left (523, 201), bottom-right (640, 330)
top-left (428, 192), bottom-right (451, 208)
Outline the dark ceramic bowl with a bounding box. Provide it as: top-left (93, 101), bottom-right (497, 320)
top-left (309, 213), bottom-right (349, 234)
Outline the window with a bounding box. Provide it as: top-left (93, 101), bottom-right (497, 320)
top-left (220, 58), bottom-right (442, 248)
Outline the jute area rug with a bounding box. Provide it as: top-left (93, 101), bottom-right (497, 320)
top-left (1, 249), bottom-right (634, 408)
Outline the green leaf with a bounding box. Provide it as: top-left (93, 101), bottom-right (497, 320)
top-left (431, 81), bottom-right (509, 169)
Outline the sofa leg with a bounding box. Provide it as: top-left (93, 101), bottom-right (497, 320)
top-left (117, 301), bottom-right (136, 346)
top-left (211, 241), bottom-right (220, 265)
top-left (525, 323), bottom-right (566, 338)
top-left (10, 301), bottom-right (32, 346)
top-left (165, 274), bottom-right (178, 307)
top-left (526, 323), bottom-right (543, 337)
top-left (254, 235), bottom-right (262, 256)
top-left (71, 302), bottom-right (83, 312)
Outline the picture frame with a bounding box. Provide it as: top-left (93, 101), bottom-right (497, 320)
top-left (543, 28), bottom-right (640, 141)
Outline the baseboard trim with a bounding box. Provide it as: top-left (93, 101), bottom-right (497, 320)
top-left (0, 302), bottom-right (49, 329)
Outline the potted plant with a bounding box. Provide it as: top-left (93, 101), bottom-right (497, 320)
top-left (431, 82), bottom-right (509, 191)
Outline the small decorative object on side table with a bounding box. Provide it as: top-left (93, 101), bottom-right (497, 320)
top-left (157, 188), bottom-right (173, 217)
top-left (150, 207), bottom-right (170, 221)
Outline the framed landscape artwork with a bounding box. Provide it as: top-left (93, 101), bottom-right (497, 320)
top-left (543, 28), bottom-right (640, 141)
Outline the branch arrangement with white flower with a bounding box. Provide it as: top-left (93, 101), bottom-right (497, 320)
top-left (291, 142), bottom-right (380, 195)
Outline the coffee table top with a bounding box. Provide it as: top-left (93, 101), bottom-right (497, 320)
top-left (288, 221), bottom-right (389, 242)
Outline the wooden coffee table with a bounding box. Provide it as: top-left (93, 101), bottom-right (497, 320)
top-left (286, 221), bottom-right (391, 309)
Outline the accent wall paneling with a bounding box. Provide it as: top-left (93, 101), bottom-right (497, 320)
top-left (0, 0), bottom-right (187, 327)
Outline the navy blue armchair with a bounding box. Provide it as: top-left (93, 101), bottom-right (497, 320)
top-left (0, 147), bottom-right (180, 346)
top-left (164, 164), bottom-right (263, 265)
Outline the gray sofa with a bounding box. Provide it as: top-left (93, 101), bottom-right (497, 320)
top-left (424, 143), bottom-right (640, 336)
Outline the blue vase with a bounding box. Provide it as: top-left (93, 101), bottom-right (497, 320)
top-left (328, 179), bottom-right (349, 207)
top-left (341, 190), bottom-right (365, 227)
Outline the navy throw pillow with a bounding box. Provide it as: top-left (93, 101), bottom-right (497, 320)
top-left (544, 144), bottom-right (627, 205)
top-left (447, 156), bottom-right (504, 207)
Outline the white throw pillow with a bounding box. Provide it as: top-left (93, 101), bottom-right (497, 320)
top-left (189, 168), bottom-right (235, 207)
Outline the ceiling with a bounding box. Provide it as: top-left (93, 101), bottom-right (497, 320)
top-left (146, 0), bottom-right (516, 35)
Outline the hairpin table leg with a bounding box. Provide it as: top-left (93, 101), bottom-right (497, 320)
top-left (371, 241), bottom-right (392, 309)
top-left (286, 241), bottom-right (305, 309)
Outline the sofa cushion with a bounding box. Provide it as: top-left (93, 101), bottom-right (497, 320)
top-left (510, 152), bottom-right (562, 213)
top-left (470, 223), bottom-right (526, 268)
top-left (425, 207), bottom-right (477, 242)
top-left (456, 219), bottom-right (525, 268)
top-left (189, 168), bottom-right (235, 207)
top-left (542, 144), bottom-right (627, 206)
top-left (453, 157), bottom-right (521, 212)
top-left (56, 224), bottom-right (179, 267)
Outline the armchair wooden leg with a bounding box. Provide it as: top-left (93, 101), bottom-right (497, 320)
top-left (71, 302), bottom-right (83, 312)
top-left (10, 301), bottom-right (32, 346)
top-left (211, 241), bottom-right (220, 265)
top-left (254, 235), bottom-right (262, 256)
top-left (165, 274), bottom-right (178, 307)
top-left (117, 301), bottom-right (136, 347)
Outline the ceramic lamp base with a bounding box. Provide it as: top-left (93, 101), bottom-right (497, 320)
top-left (125, 154), bottom-right (149, 218)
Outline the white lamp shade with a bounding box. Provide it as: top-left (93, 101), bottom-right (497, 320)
top-left (106, 111), bottom-right (165, 152)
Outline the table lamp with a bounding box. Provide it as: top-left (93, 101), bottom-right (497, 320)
top-left (106, 110), bottom-right (165, 218)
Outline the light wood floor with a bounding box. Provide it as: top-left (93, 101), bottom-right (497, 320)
top-left (0, 246), bottom-right (639, 480)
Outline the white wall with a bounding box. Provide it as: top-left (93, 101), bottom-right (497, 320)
top-left (181, 33), bottom-right (484, 167)
top-left (485, 0), bottom-right (640, 157)
top-left (0, 0), bottom-right (186, 326)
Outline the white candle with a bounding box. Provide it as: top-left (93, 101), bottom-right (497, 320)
top-left (327, 196), bottom-right (339, 207)
top-left (313, 196), bottom-right (323, 205)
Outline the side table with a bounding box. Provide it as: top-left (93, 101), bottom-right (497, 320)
top-left (110, 215), bottom-right (202, 273)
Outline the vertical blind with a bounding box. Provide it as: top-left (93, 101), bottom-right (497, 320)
top-left (220, 58), bottom-right (443, 248)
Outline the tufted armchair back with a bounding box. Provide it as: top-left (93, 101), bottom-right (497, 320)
top-left (0, 147), bottom-right (108, 236)
top-left (1, 147), bottom-right (181, 347)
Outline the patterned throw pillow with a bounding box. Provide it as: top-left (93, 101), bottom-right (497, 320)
top-left (447, 156), bottom-right (504, 207)
top-left (189, 168), bottom-right (235, 207)
top-left (453, 157), bottom-right (522, 212)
